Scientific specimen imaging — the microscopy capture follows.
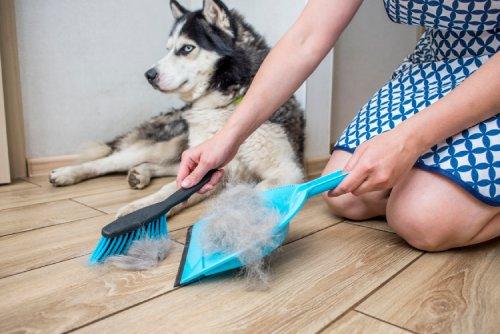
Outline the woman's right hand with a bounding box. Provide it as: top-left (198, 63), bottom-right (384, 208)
top-left (176, 132), bottom-right (240, 194)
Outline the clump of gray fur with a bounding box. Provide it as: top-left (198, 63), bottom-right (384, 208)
top-left (105, 237), bottom-right (171, 270)
top-left (201, 183), bottom-right (281, 289)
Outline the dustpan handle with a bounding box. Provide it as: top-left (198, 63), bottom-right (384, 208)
top-left (102, 169), bottom-right (218, 237)
top-left (299, 170), bottom-right (348, 198)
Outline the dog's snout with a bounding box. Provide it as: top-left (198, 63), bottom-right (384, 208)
top-left (145, 68), bottom-right (158, 82)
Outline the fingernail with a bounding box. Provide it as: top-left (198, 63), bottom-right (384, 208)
top-left (181, 179), bottom-right (191, 188)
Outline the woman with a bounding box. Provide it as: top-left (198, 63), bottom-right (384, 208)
top-left (177, 0), bottom-right (499, 251)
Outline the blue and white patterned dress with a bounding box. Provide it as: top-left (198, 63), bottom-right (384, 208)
top-left (335, 0), bottom-right (499, 206)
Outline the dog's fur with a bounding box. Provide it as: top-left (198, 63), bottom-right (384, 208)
top-left (49, 0), bottom-right (305, 217)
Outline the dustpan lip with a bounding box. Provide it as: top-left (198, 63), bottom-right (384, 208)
top-left (174, 225), bottom-right (194, 287)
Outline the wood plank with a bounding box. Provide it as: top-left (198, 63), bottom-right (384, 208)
top-left (323, 311), bottom-right (411, 334)
top-left (169, 196), bottom-right (341, 244)
top-left (0, 199), bottom-right (102, 236)
top-left (0, 175), bottom-right (132, 210)
top-left (348, 219), bottom-right (395, 233)
top-left (0, 243), bottom-right (183, 334)
top-left (0, 214), bottom-right (112, 278)
top-left (77, 224), bottom-right (421, 333)
top-left (73, 177), bottom-right (171, 214)
top-left (357, 239), bottom-right (500, 334)
top-left (0, 178), bottom-right (37, 193)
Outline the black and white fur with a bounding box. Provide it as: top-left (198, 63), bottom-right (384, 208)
top-left (49, 0), bottom-right (305, 217)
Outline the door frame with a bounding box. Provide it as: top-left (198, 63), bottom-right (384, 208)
top-left (0, 51), bottom-right (11, 184)
top-left (0, 0), bottom-right (27, 180)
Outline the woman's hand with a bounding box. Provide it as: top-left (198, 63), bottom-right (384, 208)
top-left (329, 125), bottom-right (424, 197)
top-left (176, 132), bottom-right (240, 193)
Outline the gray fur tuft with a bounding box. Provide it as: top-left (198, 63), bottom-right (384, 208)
top-left (105, 237), bottom-right (171, 270)
top-left (201, 183), bottom-right (281, 289)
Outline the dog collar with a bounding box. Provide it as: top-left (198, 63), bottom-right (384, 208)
top-left (232, 95), bottom-right (244, 105)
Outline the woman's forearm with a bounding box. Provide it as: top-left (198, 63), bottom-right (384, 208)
top-left (401, 52), bottom-right (500, 153)
top-left (220, 0), bottom-right (363, 145)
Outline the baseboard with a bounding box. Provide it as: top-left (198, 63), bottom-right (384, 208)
top-left (305, 156), bottom-right (329, 179)
top-left (27, 155), bottom-right (78, 177)
top-left (27, 154), bottom-right (330, 179)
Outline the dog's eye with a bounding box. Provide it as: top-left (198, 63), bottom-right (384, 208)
top-left (179, 44), bottom-right (195, 55)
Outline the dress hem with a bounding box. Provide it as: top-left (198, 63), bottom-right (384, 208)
top-left (333, 145), bottom-right (499, 207)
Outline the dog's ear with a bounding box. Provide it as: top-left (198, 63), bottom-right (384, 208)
top-left (202, 0), bottom-right (235, 38)
top-left (170, 0), bottom-right (188, 20)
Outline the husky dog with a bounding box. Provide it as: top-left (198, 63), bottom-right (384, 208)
top-left (49, 0), bottom-right (305, 217)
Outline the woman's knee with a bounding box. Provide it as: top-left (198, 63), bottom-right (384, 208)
top-left (321, 149), bottom-right (388, 221)
top-left (385, 168), bottom-right (494, 251)
top-left (386, 199), bottom-right (451, 251)
top-left (321, 192), bottom-right (381, 221)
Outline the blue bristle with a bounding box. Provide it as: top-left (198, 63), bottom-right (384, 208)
top-left (89, 214), bottom-right (169, 264)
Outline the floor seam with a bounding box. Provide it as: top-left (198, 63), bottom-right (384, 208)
top-left (316, 252), bottom-right (425, 334)
top-left (0, 197), bottom-right (75, 213)
top-left (22, 178), bottom-right (44, 187)
top-left (65, 283), bottom-right (182, 333)
top-left (0, 219), bottom-right (103, 239)
top-left (344, 221), bottom-right (395, 234)
top-left (69, 198), bottom-right (109, 214)
top-left (0, 213), bottom-right (106, 239)
top-left (0, 253), bottom-right (91, 280)
top-left (355, 310), bottom-right (418, 334)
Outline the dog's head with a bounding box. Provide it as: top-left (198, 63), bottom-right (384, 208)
top-left (145, 0), bottom-right (268, 103)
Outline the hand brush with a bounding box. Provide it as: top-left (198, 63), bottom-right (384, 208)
top-left (89, 169), bottom-right (217, 264)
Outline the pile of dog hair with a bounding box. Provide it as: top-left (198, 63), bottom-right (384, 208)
top-left (200, 183), bottom-right (281, 289)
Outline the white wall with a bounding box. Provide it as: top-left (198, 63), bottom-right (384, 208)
top-left (330, 0), bottom-right (418, 143)
top-left (215, 0), bottom-right (307, 107)
top-left (16, 0), bottom-right (183, 158)
top-left (16, 0), bottom-right (309, 158)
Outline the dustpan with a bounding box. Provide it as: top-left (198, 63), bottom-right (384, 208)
top-left (174, 170), bottom-right (347, 286)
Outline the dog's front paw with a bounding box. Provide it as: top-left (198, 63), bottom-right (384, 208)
top-left (49, 167), bottom-right (80, 186)
top-left (127, 168), bottom-right (151, 190)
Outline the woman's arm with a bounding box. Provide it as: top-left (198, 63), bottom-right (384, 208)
top-left (178, 0), bottom-right (363, 190)
top-left (331, 52), bottom-right (500, 196)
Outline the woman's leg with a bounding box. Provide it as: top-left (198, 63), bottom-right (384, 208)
top-left (321, 150), bottom-right (389, 220)
top-left (387, 168), bottom-right (500, 251)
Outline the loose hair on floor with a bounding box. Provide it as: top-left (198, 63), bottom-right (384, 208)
top-left (105, 237), bottom-right (172, 270)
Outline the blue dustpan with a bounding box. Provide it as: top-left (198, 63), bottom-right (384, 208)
top-left (174, 170), bottom-right (347, 286)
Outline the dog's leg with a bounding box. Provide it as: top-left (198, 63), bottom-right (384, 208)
top-left (50, 147), bottom-right (149, 186)
top-left (127, 163), bottom-right (179, 189)
top-left (116, 181), bottom-right (220, 218)
top-left (255, 159), bottom-right (304, 191)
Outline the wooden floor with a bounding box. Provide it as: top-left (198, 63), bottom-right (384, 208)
top-left (0, 175), bottom-right (498, 333)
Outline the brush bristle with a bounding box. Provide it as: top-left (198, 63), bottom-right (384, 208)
top-left (89, 215), bottom-right (167, 264)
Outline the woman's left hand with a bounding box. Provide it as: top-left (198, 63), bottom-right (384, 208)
top-left (329, 125), bottom-right (424, 197)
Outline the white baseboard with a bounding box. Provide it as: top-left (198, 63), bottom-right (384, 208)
top-left (27, 154), bottom-right (330, 179)
top-left (27, 155), bottom-right (78, 177)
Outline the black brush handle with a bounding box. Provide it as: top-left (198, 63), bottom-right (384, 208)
top-left (102, 169), bottom-right (218, 237)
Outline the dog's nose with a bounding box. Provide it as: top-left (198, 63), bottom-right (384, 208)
top-left (145, 68), bottom-right (158, 82)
